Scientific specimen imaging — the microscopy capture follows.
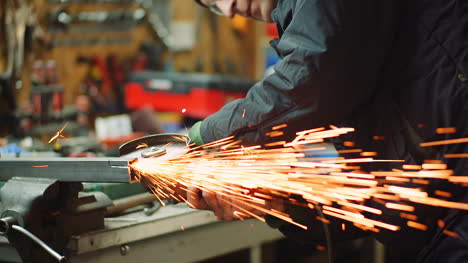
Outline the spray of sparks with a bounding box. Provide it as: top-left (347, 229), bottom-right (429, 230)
top-left (129, 126), bottom-right (468, 233)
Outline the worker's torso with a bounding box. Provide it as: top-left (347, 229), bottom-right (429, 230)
top-left (272, 1), bottom-right (468, 262)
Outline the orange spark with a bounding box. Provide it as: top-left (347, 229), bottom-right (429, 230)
top-left (434, 190), bottom-right (452, 198)
top-left (418, 169), bottom-right (453, 179)
top-left (448, 176), bottom-right (468, 183)
top-left (337, 201), bottom-right (382, 215)
top-left (407, 221), bottom-right (428, 231)
top-left (48, 122), bottom-right (68, 144)
top-left (445, 153), bottom-right (468, 158)
top-left (385, 203), bottom-right (415, 212)
top-left (316, 216), bottom-right (330, 224)
top-left (361, 152), bottom-right (378, 157)
top-left (338, 149), bottom-right (363, 154)
top-left (409, 197), bottom-right (468, 210)
top-left (323, 210), bottom-right (400, 231)
top-left (421, 137), bottom-right (468, 147)
top-left (403, 165), bottom-right (423, 170)
top-left (412, 179), bottom-right (430, 185)
top-left (437, 219), bottom-right (446, 229)
top-left (266, 131), bottom-right (285, 138)
top-left (385, 176), bottom-right (411, 183)
top-left (443, 229), bottom-right (459, 238)
top-left (436, 127), bottom-right (456, 134)
top-left (373, 194), bottom-right (400, 201)
top-left (32, 165), bottom-right (49, 168)
top-left (425, 159), bottom-right (444, 164)
top-left (233, 211), bottom-right (249, 220)
top-left (316, 245), bottom-right (326, 251)
top-left (422, 163), bottom-right (447, 170)
top-left (400, 213), bottom-right (418, 221)
top-left (272, 124), bottom-right (288, 130)
top-left (136, 143), bottom-right (149, 149)
top-left (264, 141), bottom-right (287, 147)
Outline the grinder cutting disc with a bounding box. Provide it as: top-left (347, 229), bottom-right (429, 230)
top-left (119, 133), bottom-right (190, 161)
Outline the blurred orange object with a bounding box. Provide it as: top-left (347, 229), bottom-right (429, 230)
top-left (231, 15), bottom-right (250, 35)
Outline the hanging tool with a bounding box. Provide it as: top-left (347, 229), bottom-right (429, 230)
top-left (106, 55), bottom-right (126, 111)
top-left (1, 0), bottom-right (18, 116)
top-left (47, 7), bottom-right (146, 30)
top-left (1, 0), bottom-right (39, 135)
top-left (208, 12), bottom-right (222, 73)
top-left (52, 36), bottom-right (132, 46)
top-left (1, 0), bottom-right (16, 81)
top-left (1, 0), bottom-right (44, 105)
top-left (78, 55), bottom-right (118, 112)
top-left (47, 0), bottom-right (134, 3)
top-left (13, 0), bottom-right (29, 79)
top-left (137, 0), bottom-right (174, 51)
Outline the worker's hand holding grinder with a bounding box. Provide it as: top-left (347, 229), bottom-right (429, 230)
top-left (187, 122), bottom-right (285, 221)
top-left (186, 184), bottom-right (285, 221)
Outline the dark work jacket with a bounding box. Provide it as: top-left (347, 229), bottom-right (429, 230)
top-left (199, 0), bottom-right (468, 262)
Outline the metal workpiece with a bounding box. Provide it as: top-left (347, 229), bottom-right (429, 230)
top-left (0, 157), bottom-right (131, 183)
top-left (0, 134), bottom-right (188, 183)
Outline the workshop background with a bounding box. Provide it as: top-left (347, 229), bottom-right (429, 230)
top-left (0, 1), bottom-right (379, 262)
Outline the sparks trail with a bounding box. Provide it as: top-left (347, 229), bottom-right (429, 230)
top-left (48, 122), bottom-right (68, 144)
top-left (130, 127), bottom-right (468, 232)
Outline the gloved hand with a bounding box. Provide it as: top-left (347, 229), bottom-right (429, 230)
top-left (188, 121), bottom-right (204, 146)
top-left (187, 185), bottom-right (285, 221)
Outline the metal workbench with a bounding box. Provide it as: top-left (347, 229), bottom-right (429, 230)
top-left (1, 203), bottom-right (284, 263)
top-left (68, 203), bottom-right (283, 263)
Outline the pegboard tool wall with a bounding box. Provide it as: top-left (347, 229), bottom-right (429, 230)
top-left (0, 0), bottom-right (259, 107)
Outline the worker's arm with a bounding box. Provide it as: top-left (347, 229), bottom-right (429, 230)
top-left (187, 0), bottom-right (402, 241)
top-left (196, 0), bottom-right (400, 146)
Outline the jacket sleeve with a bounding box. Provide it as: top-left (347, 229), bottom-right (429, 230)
top-left (200, 0), bottom-right (400, 146)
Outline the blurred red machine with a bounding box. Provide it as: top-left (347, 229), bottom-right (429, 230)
top-left (124, 71), bottom-right (255, 119)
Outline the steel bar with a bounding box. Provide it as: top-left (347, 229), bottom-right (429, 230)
top-left (0, 157), bottom-right (130, 183)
